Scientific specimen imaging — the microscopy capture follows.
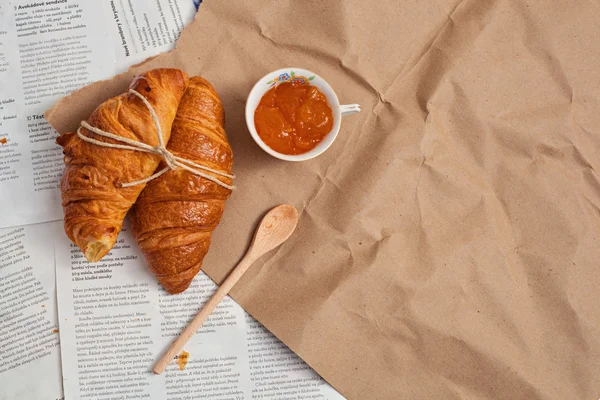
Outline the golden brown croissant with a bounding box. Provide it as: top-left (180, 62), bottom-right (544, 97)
top-left (129, 76), bottom-right (233, 294)
top-left (57, 68), bottom-right (189, 262)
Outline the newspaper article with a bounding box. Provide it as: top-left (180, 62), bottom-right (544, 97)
top-left (55, 224), bottom-right (344, 400)
top-left (0, 222), bottom-right (63, 400)
top-left (0, 0), bottom-right (116, 229)
top-left (105, 0), bottom-right (197, 72)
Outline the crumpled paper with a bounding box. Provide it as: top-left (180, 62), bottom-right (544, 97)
top-left (46, 0), bottom-right (600, 398)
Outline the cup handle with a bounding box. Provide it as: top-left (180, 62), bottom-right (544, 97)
top-left (340, 104), bottom-right (361, 117)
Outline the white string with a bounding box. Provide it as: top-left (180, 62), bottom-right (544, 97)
top-left (76, 89), bottom-right (235, 190)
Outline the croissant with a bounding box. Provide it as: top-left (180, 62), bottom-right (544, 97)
top-left (129, 77), bottom-right (233, 294)
top-left (57, 68), bottom-right (189, 262)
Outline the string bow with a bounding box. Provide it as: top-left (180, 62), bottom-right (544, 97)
top-left (76, 89), bottom-right (235, 190)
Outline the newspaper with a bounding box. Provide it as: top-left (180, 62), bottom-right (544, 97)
top-left (0, 2), bottom-right (197, 397)
top-left (0, 0), bottom-right (115, 229)
top-left (104, 0), bottom-right (197, 73)
top-left (0, 1), bottom-right (117, 396)
top-left (55, 224), bottom-right (344, 400)
top-left (0, 222), bottom-right (63, 400)
top-left (0, 0), bottom-right (196, 229)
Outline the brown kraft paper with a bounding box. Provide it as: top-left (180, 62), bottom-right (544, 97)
top-left (45, 1), bottom-right (600, 399)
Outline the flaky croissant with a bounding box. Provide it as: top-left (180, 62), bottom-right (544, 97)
top-left (129, 76), bottom-right (233, 294)
top-left (57, 68), bottom-right (189, 262)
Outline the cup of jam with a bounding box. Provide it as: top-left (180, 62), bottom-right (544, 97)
top-left (245, 68), bottom-right (360, 161)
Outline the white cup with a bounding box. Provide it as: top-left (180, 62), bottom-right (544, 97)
top-left (245, 67), bottom-right (361, 161)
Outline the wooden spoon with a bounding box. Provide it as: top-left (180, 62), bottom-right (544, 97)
top-left (153, 204), bottom-right (299, 374)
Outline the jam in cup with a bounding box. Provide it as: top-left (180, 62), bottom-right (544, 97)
top-left (245, 68), bottom-right (360, 161)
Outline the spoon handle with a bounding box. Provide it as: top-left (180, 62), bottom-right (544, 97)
top-left (153, 253), bottom-right (254, 374)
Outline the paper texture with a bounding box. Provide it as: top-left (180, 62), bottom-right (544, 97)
top-left (55, 225), bottom-right (343, 400)
top-left (0, 222), bottom-right (62, 400)
top-left (0, 0), bottom-right (196, 229)
top-left (46, 0), bottom-right (600, 399)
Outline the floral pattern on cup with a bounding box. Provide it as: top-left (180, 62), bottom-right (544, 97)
top-left (266, 70), bottom-right (315, 87)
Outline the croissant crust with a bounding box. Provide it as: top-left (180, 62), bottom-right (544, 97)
top-left (57, 68), bottom-right (190, 262)
top-left (130, 76), bottom-right (233, 294)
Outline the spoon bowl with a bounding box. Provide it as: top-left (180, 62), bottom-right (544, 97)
top-left (248, 204), bottom-right (299, 260)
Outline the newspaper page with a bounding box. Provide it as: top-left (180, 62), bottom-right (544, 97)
top-left (0, 0), bottom-right (116, 229)
top-left (55, 224), bottom-right (344, 400)
top-left (0, 222), bottom-right (63, 400)
top-left (105, 0), bottom-right (197, 73)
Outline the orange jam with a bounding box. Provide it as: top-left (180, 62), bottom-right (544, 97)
top-left (254, 81), bottom-right (334, 155)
